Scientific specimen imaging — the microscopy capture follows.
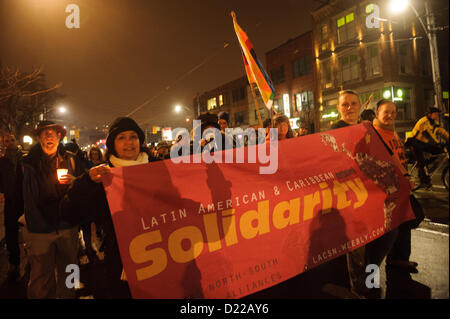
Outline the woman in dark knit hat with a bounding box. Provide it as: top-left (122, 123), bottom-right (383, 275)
top-left (60, 117), bottom-right (150, 298)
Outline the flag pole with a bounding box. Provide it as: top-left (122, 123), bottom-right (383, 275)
top-left (231, 11), bottom-right (263, 128)
top-left (250, 83), bottom-right (264, 128)
top-left (363, 93), bottom-right (373, 110)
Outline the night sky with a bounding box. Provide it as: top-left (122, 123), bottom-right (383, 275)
top-left (0, 0), bottom-right (319, 130)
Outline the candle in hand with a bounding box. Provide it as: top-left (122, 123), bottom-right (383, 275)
top-left (57, 169), bottom-right (68, 183)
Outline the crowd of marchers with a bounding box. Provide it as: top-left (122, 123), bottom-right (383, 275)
top-left (0, 88), bottom-right (448, 298)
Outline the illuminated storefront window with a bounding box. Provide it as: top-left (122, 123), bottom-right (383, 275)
top-left (295, 91), bottom-right (314, 112)
top-left (320, 98), bottom-right (338, 130)
top-left (207, 97), bottom-right (217, 110)
top-left (283, 94), bottom-right (290, 118)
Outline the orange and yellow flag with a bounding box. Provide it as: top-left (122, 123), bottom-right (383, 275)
top-left (232, 12), bottom-right (275, 109)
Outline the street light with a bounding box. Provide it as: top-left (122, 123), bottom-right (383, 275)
top-left (174, 104), bottom-right (195, 128)
top-left (389, 0), bottom-right (443, 111)
top-left (41, 105), bottom-right (69, 120)
top-left (389, 0), bottom-right (408, 14)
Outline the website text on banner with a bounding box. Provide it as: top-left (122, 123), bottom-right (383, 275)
top-left (102, 122), bottom-right (415, 299)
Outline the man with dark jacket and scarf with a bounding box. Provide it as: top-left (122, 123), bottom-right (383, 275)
top-left (0, 133), bottom-right (24, 281)
top-left (18, 121), bottom-right (81, 298)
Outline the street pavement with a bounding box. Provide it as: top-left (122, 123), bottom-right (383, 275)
top-left (0, 182), bottom-right (448, 299)
top-left (399, 180), bottom-right (449, 299)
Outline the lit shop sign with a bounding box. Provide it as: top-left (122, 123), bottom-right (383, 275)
top-left (162, 128), bottom-right (173, 141)
top-left (289, 117), bottom-right (300, 129)
top-left (382, 86), bottom-right (406, 102)
top-left (283, 94), bottom-right (290, 118)
top-left (23, 135), bottom-right (33, 145)
top-left (152, 126), bottom-right (161, 134)
top-left (322, 111), bottom-right (339, 119)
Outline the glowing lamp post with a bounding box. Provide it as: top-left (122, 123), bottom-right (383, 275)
top-left (41, 105), bottom-right (69, 120)
top-left (174, 104), bottom-right (194, 128)
top-left (389, 0), bottom-right (408, 13)
top-left (389, 0), bottom-right (443, 111)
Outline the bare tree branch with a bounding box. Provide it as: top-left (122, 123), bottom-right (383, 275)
top-left (20, 82), bottom-right (63, 97)
top-left (0, 66), bottom-right (63, 138)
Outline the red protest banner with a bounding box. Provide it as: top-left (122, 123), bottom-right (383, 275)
top-left (103, 122), bottom-right (415, 299)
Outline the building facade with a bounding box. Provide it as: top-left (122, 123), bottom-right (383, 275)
top-left (194, 76), bottom-right (268, 129)
top-left (312, 0), bottom-right (434, 136)
top-left (265, 31), bottom-right (318, 133)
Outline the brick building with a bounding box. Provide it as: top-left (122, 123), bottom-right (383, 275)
top-left (265, 31), bottom-right (319, 133)
top-left (194, 76), bottom-right (268, 129)
top-left (312, 0), bottom-right (436, 136)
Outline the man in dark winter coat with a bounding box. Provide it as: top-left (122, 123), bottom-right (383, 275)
top-left (18, 121), bottom-right (81, 298)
